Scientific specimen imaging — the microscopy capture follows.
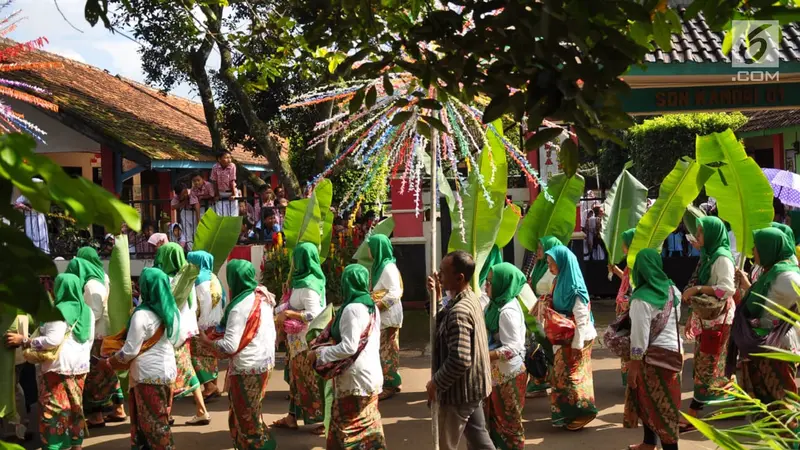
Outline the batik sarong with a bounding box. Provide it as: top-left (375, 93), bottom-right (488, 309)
top-left (287, 350), bottom-right (324, 424)
top-left (129, 384), bottom-right (173, 450)
top-left (623, 363), bottom-right (681, 445)
top-left (39, 372), bottom-right (86, 450)
top-left (84, 339), bottom-right (124, 414)
top-left (327, 394), bottom-right (386, 450)
top-left (190, 334), bottom-right (219, 385)
top-left (228, 371), bottom-right (277, 450)
top-left (693, 325), bottom-right (733, 404)
top-left (172, 341), bottom-right (200, 398)
top-left (549, 342), bottom-right (598, 428)
top-left (616, 269), bottom-right (631, 387)
top-left (485, 372), bottom-right (527, 450)
top-left (379, 327), bottom-right (401, 390)
top-left (741, 357), bottom-right (798, 404)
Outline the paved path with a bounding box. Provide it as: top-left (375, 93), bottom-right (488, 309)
top-left (75, 347), bottom-right (732, 450)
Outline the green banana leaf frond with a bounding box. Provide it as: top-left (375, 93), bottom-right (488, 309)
top-left (601, 168), bottom-right (648, 265)
top-left (495, 203), bottom-right (522, 249)
top-left (108, 234), bottom-right (132, 335)
top-left (193, 209), bottom-right (243, 274)
top-left (354, 217), bottom-right (396, 268)
top-left (518, 173), bottom-right (585, 251)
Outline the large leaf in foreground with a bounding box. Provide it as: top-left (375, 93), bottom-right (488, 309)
top-left (193, 209), bottom-right (242, 273)
top-left (108, 234), bottom-right (132, 335)
top-left (446, 119), bottom-right (508, 290)
top-left (683, 204), bottom-right (706, 237)
top-left (0, 305), bottom-right (18, 421)
top-left (601, 166), bottom-right (648, 265)
top-left (495, 203), bottom-right (522, 249)
top-left (313, 180), bottom-right (334, 261)
top-left (518, 173), bottom-right (585, 251)
top-left (696, 129), bottom-right (774, 262)
top-left (284, 179), bottom-right (333, 258)
top-left (628, 158), bottom-right (714, 270)
top-left (171, 263), bottom-right (200, 309)
top-left (354, 217), bottom-right (396, 268)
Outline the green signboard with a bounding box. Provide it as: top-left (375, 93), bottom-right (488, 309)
top-left (623, 82), bottom-right (800, 114)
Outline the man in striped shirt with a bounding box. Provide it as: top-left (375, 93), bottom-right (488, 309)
top-left (427, 251), bottom-right (493, 450)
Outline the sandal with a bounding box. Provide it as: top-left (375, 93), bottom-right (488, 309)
top-left (310, 425), bottom-right (326, 436)
top-left (525, 390), bottom-right (548, 399)
top-left (565, 415), bottom-right (596, 431)
top-left (104, 414), bottom-right (127, 423)
top-left (678, 421), bottom-right (696, 433)
top-left (271, 416), bottom-right (298, 430)
top-left (203, 390), bottom-right (221, 402)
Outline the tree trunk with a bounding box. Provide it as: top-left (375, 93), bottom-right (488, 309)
top-left (312, 100), bottom-right (333, 172)
top-left (189, 33), bottom-right (224, 154)
top-left (201, 5), bottom-right (301, 199)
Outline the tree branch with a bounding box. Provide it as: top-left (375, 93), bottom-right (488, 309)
top-left (188, 31), bottom-right (224, 153)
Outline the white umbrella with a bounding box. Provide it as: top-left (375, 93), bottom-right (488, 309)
top-left (762, 168), bottom-right (800, 208)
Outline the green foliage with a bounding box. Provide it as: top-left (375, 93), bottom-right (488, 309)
top-left (696, 129), bottom-right (774, 262)
top-left (283, 179), bottom-right (333, 260)
top-left (0, 305), bottom-right (18, 422)
top-left (518, 173), bottom-right (585, 251)
top-left (172, 263), bottom-right (200, 309)
top-left (353, 218), bottom-right (395, 268)
top-left (193, 209), bottom-right (243, 274)
top-left (601, 167), bottom-right (648, 265)
top-left (446, 120), bottom-right (508, 291)
top-left (627, 113), bottom-right (748, 192)
top-left (495, 204), bottom-right (522, 249)
top-left (628, 158), bottom-right (714, 270)
top-left (108, 234), bottom-right (132, 335)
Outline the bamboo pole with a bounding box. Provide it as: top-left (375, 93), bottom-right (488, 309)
top-left (429, 128), bottom-right (440, 449)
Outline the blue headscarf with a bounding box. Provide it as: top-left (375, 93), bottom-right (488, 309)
top-left (187, 251), bottom-right (214, 286)
top-left (545, 246), bottom-right (590, 314)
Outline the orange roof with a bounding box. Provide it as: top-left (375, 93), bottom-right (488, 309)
top-left (0, 38), bottom-right (277, 168)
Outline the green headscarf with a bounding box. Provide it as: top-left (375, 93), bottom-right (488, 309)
top-left (696, 216), bottom-right (734, 285)
top-left (66, 257), bottom-right (105, 286)
top-left (291, 243), bottom-right (326, 303)
top-left (187, 251), bottom-right (214, 286)
top-left (630, 248), bottom-right (675, 310)
top-left (485, 263), bottom-right (527, 334)
top-left (134, 268), bottom-right (180, 344)
top-left (743, 227), bottom-right (800, 317)
top-left (789, 210), bottom-right (800, 246)
top-left (331, 265), bottom-right (375, 342)
top-left (530, 236), bottom-right (563, 287)
top-left (154, 243), bottom-right (186, 276)
top-left (53, 273), bottom-right (92, 344)
top-left (545, 246), bottom-right (590, 314)
top-left (622, 228), bottom-right (636, 248)
top-left (76, 247), bottom-right (104, 274)
top-left (479, 246), bottom-right (504, 288)
top-left (368, 235), bottom-right (396, 289)
top-left (222, 259), bottom-right (259, 328)
top-left (771, 222), bottom-right (795, 245)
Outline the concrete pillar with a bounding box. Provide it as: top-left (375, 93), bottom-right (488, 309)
top-left (100, 146), bottom-right (116, 195)
top-left (773, 133), bottom-right (784, 169)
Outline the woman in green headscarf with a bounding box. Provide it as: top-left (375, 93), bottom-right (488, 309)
top-left (624, 249), bottom-right (683, 450)
top-left (483, 263), bottom-right (528, 450)
top-left (103, 267), bottom-right (179, 450)
top-left (313, 264), bottom-right (386, 449)
top-left (6, 273), bottom-right (94, 450)
top-left (526, 236), bottom-right (562, 398)
top-left (153, 243), bottom-right (209, 425)
top-left (67, 249), bottom-right (127, 427)
top-left (367, 234), bottom-right (404, 400)
top-left (680, 216), bottom-right (736, 430)
top-left (273, 242), bottom-right (327, 435)
top-left (543, 245), bottom-right (597, 431)
top-left (732, 227), bottom-right (800, 405)
top-left (199, 259), bottom-right (277, 450)
top-left (770, 222), bottom-right (798, 264)
top-left (608, 228), bottom-right (636, 387)
top-left (187, 250), bottom-right (225, 400)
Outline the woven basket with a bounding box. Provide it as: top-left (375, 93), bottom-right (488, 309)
top-left (690, 294), bottom-right (726, 320)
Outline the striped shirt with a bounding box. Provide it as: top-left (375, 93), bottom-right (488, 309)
top-left (432, 288), bottom-right (491, 405)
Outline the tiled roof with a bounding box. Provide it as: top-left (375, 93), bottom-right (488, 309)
top-left (645, 9), bottom-right (800, 64)
top-left (738, 109), bottom-right (800, 133)
top-left (0, 39), bottom-right (273, 167)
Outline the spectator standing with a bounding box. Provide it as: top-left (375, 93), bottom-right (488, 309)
top-left (258, 208), bottom-right (283, 245)
top-left (210, 151), bottom-right (239, 217)
top-left (665, 227), bottom-right (685, 257)
top-left (190, 172), bottom-right (215, 214)
top-left (427, 251), bottom-right (493, 450)
top-left (584, 209), bottom-right (596, 261)
top-left (14, 177), bottom-right (49, 254)
top-left (254, 186), bottom-right (275, 223)
top-left (275, 198), bottom-right (288, 229)
top-left (171, 182), bottom-right (200, 246)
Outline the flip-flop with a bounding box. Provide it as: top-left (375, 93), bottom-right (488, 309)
top-left (271, 417), bottom-right (298, 430)
top-left (566, 415), bottom-right (596, 431)
top-left (104, 415), bottom-right (127, 423)
top-left (678, 422), bottom-right (696, 433)
top-left (203, 391), bottom-right (221, 402)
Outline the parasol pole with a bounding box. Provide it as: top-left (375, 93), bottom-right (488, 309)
top-left (429, 125), bottom-right (440, 450)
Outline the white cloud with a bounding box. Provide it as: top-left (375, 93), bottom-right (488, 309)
top-left (93, 40), bottom-right (142, 79)
top-left (46, 46), bottom-right (86, 64)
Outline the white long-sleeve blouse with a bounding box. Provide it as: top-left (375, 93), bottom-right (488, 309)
top-left (31, 312), bottom-right (95, 376)
top-left (488, 300), bottom-right (526, 385)
top-left (630, 286), bottom-right (682, 361)
top-left (214, 291), bottom-right (276, 374)
top-left (372, 263), bottom-right (404, 329)
top-left (115, 309), bottom-right (177, 386)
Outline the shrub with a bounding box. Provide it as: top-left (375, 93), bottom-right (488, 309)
top-left (627, 112), bottom-right (748, 193)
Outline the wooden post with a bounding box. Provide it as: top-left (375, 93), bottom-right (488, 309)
top-left (429, 129), bottom-right (440, 449)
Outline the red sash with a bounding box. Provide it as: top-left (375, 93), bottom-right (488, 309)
top-left (207, 291), bottom-right (263, 357)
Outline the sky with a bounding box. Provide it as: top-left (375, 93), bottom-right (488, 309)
top-left (10, 0), bottom-right (197, 99)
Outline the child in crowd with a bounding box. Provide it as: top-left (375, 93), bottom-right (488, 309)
top-left (238, 221), bottom-right (256, 244)
top-left (171, 181), bottom-right (201, 246)
top-left (275, 197), bottom-right (288, 228)
top-left (170, 223), bottom-right (187, 250)
top-left (191, 172), bottom-right (215, 213)
top-left (14, 177), bottom-right (49, 254)
top-left (210, 150), bottom-right (239, 217)
top-left (259, 207), bottom-right (283, 245)
top-left (238, 200), bottom-right (257, 225)
top-left (254, 185), bottom-right (275, 223)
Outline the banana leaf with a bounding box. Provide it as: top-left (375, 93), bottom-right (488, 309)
top-left (172, 263), bottom-right (200, 309)
top-left (193, 209), bottom-right (243, 274)
top-left (683, 204), bottom-right (706, 237)
top-left (696, 129), bottom-right (774, 262)
top-left (628, 158), bottom-right (714, 270)
top-left (0, 305), bottom-right (17, 420)
top-left (354, 217), bottom-right (396, 268)
top-left (600, 166), bottom-right (648, 265)
top-left (445, 120), bottom-right (508, 291)
top-left (495, 203), bottom-right (522, 249)
top-left (518, 173), bottom-right (585, 251)
top-left (108, 234), bottom-right (132, 335)
top-left (306, 303), bottom-right (334, 343)
top-left (284, 179), bottom-right (333, 260)
top-left (314, 180), bottom-right (334, 261)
